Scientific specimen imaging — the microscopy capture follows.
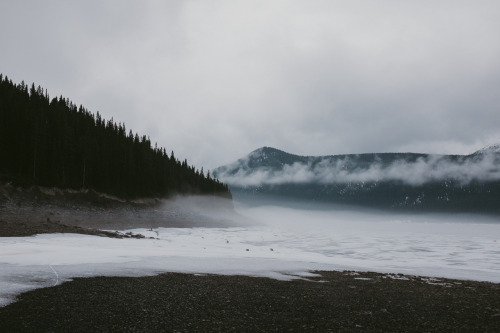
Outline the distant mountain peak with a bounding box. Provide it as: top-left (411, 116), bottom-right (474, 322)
top-left (213, 145), bottom-right (500, 214)
top-left (212, 147), bottom-right (308, 177)
top-left (249, 146), bottom-right (286, 159)
top-left (246, 147), bottom-right (300, 168)
top-left (250, 146), bottom-right (285, 155)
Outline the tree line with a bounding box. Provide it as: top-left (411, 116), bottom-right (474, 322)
top-left (0, 74), bottom-right (231, 199)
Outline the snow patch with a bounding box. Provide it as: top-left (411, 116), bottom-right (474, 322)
top-left (1, 206), bottom-right (499, 307)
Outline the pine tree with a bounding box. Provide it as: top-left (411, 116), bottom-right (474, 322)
top-left (0, 74), bottom-right (231, 199)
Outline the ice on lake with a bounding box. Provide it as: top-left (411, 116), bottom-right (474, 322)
top-left (1, 204), bottom-right (499, 307)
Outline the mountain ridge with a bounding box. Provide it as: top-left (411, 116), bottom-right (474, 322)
top-left (213, 145), bottom-right (500, 213)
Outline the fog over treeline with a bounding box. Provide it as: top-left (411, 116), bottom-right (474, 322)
top-left (216, 148), bottom-right (500, 187)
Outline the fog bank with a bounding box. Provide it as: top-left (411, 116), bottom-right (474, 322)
top-left (1, 205), bottom-right (499, 307)
top-left (218, 153), bottom-right (500, 187)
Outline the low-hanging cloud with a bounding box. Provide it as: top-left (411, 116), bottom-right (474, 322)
top-left (216, 152), bottom-right (500, 187)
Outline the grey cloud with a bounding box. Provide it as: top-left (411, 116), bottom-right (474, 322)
top-left (1, 1), bottom-right (500, 169)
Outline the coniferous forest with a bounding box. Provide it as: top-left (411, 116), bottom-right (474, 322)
top-left (0, 74), bottom-right (231, 199)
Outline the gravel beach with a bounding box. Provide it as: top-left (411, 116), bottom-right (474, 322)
top-left (0, 271), bottom-right (499, 332)
top-left (2, 185), bottom-right (500, 332)
top-left (2, 213), bottom-right (499, 332)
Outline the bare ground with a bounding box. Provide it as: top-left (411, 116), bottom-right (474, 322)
top-left (0, 271), bottom-right (499, 332)
top-left (0, 182), bottom-right (243, 237)
top-left (1, 183), bottom-right (500, 332)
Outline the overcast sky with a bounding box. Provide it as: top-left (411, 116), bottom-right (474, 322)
top-left (1, 1), bottom-right (500, 170)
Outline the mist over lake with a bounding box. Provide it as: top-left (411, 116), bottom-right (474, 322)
top-left (2, 197), bottom-right (499, 307)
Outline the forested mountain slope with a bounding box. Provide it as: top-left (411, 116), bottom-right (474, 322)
top-left (214, 147), bottom-right (500, 213)
top-left (0, 74), bottom-right (230, 199)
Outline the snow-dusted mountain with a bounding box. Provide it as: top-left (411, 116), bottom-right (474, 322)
top-left (214, 146), bottom-right (500, 213)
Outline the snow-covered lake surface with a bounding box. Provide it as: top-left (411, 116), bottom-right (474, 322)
top-left (1, 205), bottom-right (499, 307)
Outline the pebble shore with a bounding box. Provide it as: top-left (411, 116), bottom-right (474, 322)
top-left (0, 271), bottom-right (499, 332)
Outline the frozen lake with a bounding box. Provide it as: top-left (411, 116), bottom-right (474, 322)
top-left (1, 204), bottom-right (499, 307)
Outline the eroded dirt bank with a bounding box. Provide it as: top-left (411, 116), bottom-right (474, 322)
top-left (0, 182), bottom-right (241, 237)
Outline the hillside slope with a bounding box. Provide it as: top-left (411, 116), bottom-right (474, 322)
top-left (0, 74), bottom-right (230, 199)
top-left (214, 146), bottom-right (500, 213)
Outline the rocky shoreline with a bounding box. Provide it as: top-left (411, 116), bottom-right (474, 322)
top-left (0, 219), bottom-right (150, 239)
top-left (2, 182), bottom-right (500, 332)
top-left (0, 271), bottom-right (499, 332)
top-left (0, 182), bottom-right (242, 237)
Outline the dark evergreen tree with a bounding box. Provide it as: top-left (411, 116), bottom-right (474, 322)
top-left (0, 74), bottom-right (231, 199)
